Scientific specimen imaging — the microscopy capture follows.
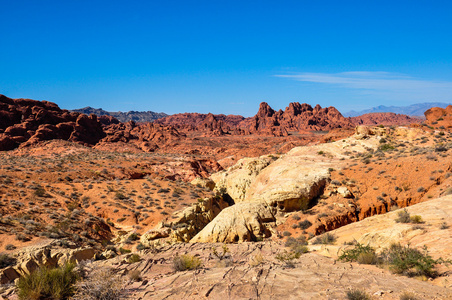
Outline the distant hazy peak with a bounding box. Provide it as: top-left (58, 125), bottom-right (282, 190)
top-left (344, 102), bottom-right (452, 117)
top-left (71, 107), bottom-right (168, 123)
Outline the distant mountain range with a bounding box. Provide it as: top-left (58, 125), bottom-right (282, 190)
top-left (71, 107), bottom-right (168, 123)
top-left (343, 102), bottom-right (451, 117)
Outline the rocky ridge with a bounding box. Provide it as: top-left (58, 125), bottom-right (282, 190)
top-left (351, 112), bottom-right (422, 126)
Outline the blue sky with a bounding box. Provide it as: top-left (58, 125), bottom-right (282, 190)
top-left (1, 0), bottom-right (452, 116)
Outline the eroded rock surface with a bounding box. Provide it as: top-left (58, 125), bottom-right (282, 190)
top-left (190, 202), bottom-right (276, 243)
top-left (0, 240), bottom-right (96, 284)
top-left (73, 242), bottom-right (451, 300)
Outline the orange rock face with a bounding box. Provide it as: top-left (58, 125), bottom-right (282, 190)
top-left (0, 95), bottom-right (106, 150)
top-left (156, 102), bottom-right (355, 137)
top-left (240, 102), bottom-right (354, 135)
top-left (351, 112), bottom-right (422, 126)
top-left (424, 105), bottom-right (452, 129)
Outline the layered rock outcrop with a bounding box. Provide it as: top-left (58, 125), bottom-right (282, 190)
top-left (190, 202), bottom-right (276, 243)
top-left (0, 240), bottom-right (96, 284)
top-left (194, 133), bottom-right (382, 242)
top-left (211, 156), bottom-right (276, 202)
top-left (141, 194), bottom-right (231, 245)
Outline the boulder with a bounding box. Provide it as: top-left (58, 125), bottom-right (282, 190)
top-left (211, 156), bottom-right (275, 202)
top-left (337, 186), bottom-right (353, 198)
top-left (190, 202), bottom-right (276, 243)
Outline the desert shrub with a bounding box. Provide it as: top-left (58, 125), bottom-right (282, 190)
top-left (275, 250), bottom-right (301, 268)
top-left (395, 209), bottom-right (411, 223)
top-left (72, 267), bottom-right (126, 300)
top-left (399, 291), bottom-right (421, 300)
top-left (380, 244), bottom-right (446, 277)
top-left (136, 243), bottom-right (147, 251)
top-left (282, 231), bottom-right (292, 237)
top-left (128, 269), bottom-right (141, 281)
top-left (285, 236), bottom-right (309, 255)
top-left (298, 220), bottom-right (312, 230)
top-left (33, 187), bottom-right (47, 197)
top-left (5, 244), bottom-right (16, 250)
top-left (212, 245), bottom-right (230, 260)
top-left (312, 232), bottom-right (336, 245)
top-left (127, 254), bottom-right (141, 264)
top-left (17, 263), bottom-right (78, 300)
top-left (127, 233), bottom-right (139, 242)
top-left (119, 247), bottom-right (131, 254)
top-left (379, 144), bottom-right (394, 151)
top-left (439, 222), bottom-right (449, 229)
top-left (409, 215), bottom-right (423, 224)
top-left (0, 253), bottom-right (16, 268)
top-left (444, 187), bottom-right (452, 195)
top-left (339, 243), bottom-right (378, 265)
top-left (115, 192), bottom-right (127, 200)
top-left (346, 289), bottom-right (371, 300)
top-left (173, 254), bottom-right (202, 271)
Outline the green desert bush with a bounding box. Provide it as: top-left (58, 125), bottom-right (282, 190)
top-left (409, 215), bottom-right (423, 224)
top-left (17, 263), bottom-right (78, 300)
top-left (339, 243), bottom-right (378, 265)
top-left (127, 254), bottom-right (141, 264)
top-left (340, 243), bottom-right (449, 278)
top-left (380, 243), bottom-right (446, 277)
top-left (173, 254), bottom-right (202, 271)
top-left (119, 247), bottom-right (131, 254)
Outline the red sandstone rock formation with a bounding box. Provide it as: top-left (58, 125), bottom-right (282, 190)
top-left (0, 95), bottom-right (106, 150)
top-left (239, 102), bottom-right (354, 136)
top-left (156, 102), bottom-right (354, 137)
top-left (0, 95), bottom-right (183, 151)
top-left (351, 112), bottom-right (422, 126)
top-left (424, 105), bottom-right (452, 129)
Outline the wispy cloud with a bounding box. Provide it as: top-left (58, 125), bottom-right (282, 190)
top-left (275, 72), bottom-right (452, 92)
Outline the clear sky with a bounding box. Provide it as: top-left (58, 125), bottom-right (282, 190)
top-left (1, 0), bottom-right (452, 116)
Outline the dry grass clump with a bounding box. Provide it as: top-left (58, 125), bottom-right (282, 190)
top-left (312, 232), bottom-right (336, 245)
top-left (399, 291), bottom-right (421, 300)
top-left (173, 254), bottom-right (202, 271)
top-left (346, 288), bottom-right (371, 300)
top-left (72, 267), bottom-right (127, 300)
top-left (249, 252), bottom-right (264, 267)
top-left (17, 263), bottom-right (78, 300)
top-left (395, 209), bottom-right (423, 224)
